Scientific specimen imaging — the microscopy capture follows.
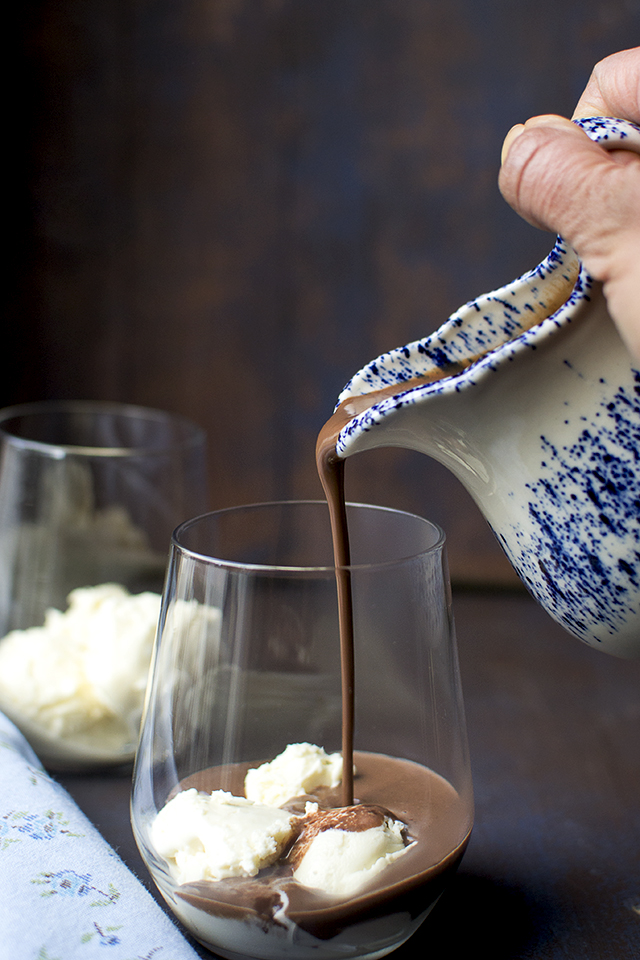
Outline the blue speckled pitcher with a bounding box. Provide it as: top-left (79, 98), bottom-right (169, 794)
top-left (334, 118), bottom-right (640, 658)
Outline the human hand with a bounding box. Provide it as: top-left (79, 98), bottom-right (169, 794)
top-left (498, 47), bottom-right (640, 361)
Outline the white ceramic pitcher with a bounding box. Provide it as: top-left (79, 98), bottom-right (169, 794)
top-left (333, 117), bottom-right (640, 658)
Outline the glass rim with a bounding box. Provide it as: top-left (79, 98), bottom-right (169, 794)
top-left (0, 400), bottom-right (205, 458)
top-left (172, 500), bottom-right (446, 573)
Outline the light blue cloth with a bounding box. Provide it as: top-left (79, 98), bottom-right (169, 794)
top-left (0, 711), bottom-right (201, 960)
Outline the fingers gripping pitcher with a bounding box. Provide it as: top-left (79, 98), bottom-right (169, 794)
top-left (325, 117), bottom-right (640, 658)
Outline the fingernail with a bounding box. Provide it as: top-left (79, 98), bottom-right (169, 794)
top-left (501, 124), bottom-right (526, 165)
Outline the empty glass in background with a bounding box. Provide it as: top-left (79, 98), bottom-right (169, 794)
top-left (0, 400), bottom-right (207, 770)
top-left (132, 500), bottom-right (473, 960)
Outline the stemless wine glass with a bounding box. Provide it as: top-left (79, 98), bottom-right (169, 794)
top-left (0, 400), bottom-right (207, 770)
top-left (132, 500), bottom-right (473, 960)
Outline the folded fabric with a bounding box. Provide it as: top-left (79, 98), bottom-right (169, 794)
top-left (0, 711), bottom-right (201, 960)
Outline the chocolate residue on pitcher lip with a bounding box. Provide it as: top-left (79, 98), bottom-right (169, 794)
top-left (323, 247), bottom-right (581, 457)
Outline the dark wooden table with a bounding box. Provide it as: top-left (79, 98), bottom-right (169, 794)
top-left (58, 591), bottom-right (640, 959)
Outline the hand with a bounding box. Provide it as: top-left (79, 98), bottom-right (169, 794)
top-left (498, 47), bottom-right (640, 361)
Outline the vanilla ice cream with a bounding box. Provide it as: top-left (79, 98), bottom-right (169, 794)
top-left (151, 788), bottom-right (298, 884)
top-left (0, 583), bottom-right (161, 764)
top-left (150, 743), bottom-right (411, 903)
top-left (244, 741), bottom-right (343, 806)
top-left (291, 807), bottom-right (410, 896)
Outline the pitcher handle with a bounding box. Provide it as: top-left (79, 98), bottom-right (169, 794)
top-left (573, 115), bottom-right (640, 154)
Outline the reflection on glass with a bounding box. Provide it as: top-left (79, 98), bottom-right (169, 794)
top-left (0, 401), bottom-right (206, 770)
top-left (132, 501), bottom-right (473, 960)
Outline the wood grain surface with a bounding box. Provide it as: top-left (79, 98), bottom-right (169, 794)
top-left (6, 1), bottom-right (640, 583)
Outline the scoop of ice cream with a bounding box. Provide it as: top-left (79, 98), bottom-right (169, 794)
top-left (289, 804), bottom-right (411, 897)
top-left (244, 742), bottom-right (343, 806)
top-left (151, 788), bottom-right (298, 884)
top-left (0, 583), bottom-right (161, 744)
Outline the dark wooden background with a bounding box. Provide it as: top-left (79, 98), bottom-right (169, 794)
top-left (7, 1), bottom-right (639, 585)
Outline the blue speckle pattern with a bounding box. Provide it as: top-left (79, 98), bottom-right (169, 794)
top-left (336, 117), bottom-right (640, 653)
top-left (573, 115), bottom-right (640, 148)
top-left (505, 372), bottom-right (640, 642)
top-left (336, 237), bottom-right (587, 443)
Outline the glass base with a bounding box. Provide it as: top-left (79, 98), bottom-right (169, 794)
top-left (168, 893), bottom-right (439, 960)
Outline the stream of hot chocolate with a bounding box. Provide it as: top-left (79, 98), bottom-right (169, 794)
top-left (316, 254), bottom-right (581, 804)
top-left (315, 363), bottom-right (468, 806)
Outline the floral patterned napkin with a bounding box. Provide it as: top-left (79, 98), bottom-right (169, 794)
top-left (0, 711), bottom-right (200, 960)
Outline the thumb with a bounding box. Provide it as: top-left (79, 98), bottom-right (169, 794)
top-left (499, 114), bottom-right (640, 359)
top-left (498, 114), bottom-right (637, 242)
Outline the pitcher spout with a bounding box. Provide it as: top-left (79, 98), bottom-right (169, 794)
top-left (335, 236), bottom-right (581, 462)
top-left (330, 116), bottom-right (640, 657)
top-left (333, 240), bottom-right (639, 658)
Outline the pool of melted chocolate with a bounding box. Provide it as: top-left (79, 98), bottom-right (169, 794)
top-left (175, 751), bottom-right (471, 939)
